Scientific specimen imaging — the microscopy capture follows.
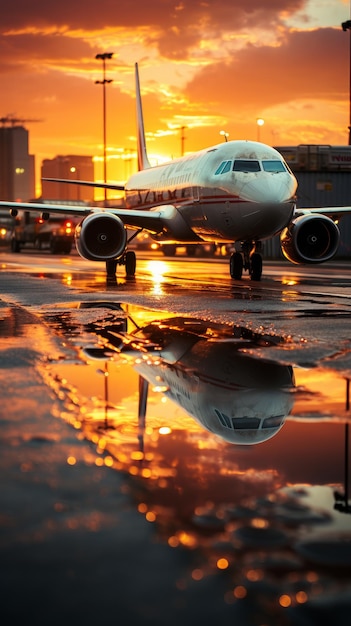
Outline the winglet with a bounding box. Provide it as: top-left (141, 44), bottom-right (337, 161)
top-left (135, 63), bottom-right (151, 171)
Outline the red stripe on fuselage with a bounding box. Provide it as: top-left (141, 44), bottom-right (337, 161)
top-left (125, 192), bottom-right (243, 211)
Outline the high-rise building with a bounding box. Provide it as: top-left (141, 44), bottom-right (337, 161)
top-left (0, 125), bottom-right (35, 201)
top-left (41, 155), bottom-right (94, 201)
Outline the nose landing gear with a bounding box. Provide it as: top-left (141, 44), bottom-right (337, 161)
top-left (230, 241), bottom-right (262, 281)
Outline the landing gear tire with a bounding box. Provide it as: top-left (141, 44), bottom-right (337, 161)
top-left (186, 245), bottom-right (196, 257)
top-left (250, 253), bottom-right (262, 281)
top-left (62, 243), bottom-right (72, 255)
top-left (11, 238), bottom-right (21, 253)
top-left (230, 252), bottom-right (243, 280)
top-left (50, 238), bottom-right (60, 254)
top-left (106, 259), bottom-right (118, 277)
top-left (125, 250), bottom-right (136, 278)
top-left (162, 244), bottom-right (176, 256)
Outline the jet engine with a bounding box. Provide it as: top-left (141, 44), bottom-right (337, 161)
top-left (280, 213), bottom-right (340, 264)
top-left (75, 212), bottom-right (127, 261)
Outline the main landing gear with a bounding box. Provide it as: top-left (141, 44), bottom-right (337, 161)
top-left (230, 241), bottom-right (263, 281)
top-left (106, 250), bottom-right (136, 279)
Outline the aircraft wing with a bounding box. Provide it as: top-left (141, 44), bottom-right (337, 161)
top-left (0, 200), bottom-right (184, 236)
top-left (297, 206), bottom-right (351, 220)
top-left (42, 177), bottom-right (125, 191)
top-left (113, 204), bottom-right (181, 234)
top-left (0, 200), bottom-right (92, 218)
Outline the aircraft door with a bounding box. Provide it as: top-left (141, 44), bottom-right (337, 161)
top-left (192, 186), bottom-right (200, 202)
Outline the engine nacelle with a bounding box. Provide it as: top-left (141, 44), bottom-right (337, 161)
top-left (280, 213), bottom-right (340, 264)
top-left (75, 212), bottom-right (127, 261)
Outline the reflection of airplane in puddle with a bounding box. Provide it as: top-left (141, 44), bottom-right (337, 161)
top-left (84, 309), bottom-right (295, 445)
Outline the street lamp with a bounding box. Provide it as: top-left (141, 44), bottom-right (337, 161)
top-left (70, 166), bottom-right (80, 200)
top-left (219, 130), bottom-right (229, 142)
top-left (341, 20), bottom-right (351, 145)
top-left (95, 52), bottom-right (114, 201)
top-left (256, 118), bottom-right (264, 142)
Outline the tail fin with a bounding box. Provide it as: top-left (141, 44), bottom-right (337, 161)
top-left (135, 63), bottom-right (151, 171)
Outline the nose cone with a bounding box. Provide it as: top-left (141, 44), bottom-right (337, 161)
top-left (237, 172), bottom-right (297, 204)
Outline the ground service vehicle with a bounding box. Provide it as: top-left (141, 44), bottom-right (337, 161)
top-left (11, 211), bottom-right (74, 254)
top-left (129, 230), bottom-right (218, 257)
top-left (0, 210), bottom-right (15, 246)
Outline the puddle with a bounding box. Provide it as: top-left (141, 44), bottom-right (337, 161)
top-left (2, 299), bottom-right (351, 621)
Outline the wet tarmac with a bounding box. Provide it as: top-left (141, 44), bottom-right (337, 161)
top-left (1, 261), bottom-right (351, 625)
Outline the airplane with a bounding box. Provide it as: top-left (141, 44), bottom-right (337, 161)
top-left (82, 308), bottom-right (295, 445)
top-left (1, 63), bottom-right (350, 281)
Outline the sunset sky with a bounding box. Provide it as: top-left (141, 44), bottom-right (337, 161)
top-left (1, 0), bottom-right (350, 195)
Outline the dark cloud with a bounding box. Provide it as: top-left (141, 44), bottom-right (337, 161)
top-left (0, 2), bottom-right (347, 166)
top-left (0, 34), bottom-right (96, 74)
top-left (1, 1), bottom-right (306, 59)
top-left (185, 28), bottom-right (349, 113)
top-left (0, 1), bottom-right (306, 30)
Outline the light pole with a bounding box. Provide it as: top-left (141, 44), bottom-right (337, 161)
top-left (219, 130), bottom-right (229, 142)
top-left (70, 166), bottom-right (79, 200)
top-left (180, 126), bottom-right (187, 156)
top-left (95, 52), bottom-right (113, 201)
top-left (342, 20), bottom-right (351, 145)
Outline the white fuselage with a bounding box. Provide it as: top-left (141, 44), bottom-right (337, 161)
top-left (120, 332), bottom-right (295, 445)
top-left (125, 140), bottom-right (297, 243)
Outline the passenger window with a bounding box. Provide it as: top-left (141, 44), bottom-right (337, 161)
top-left (233, 160), bottom-right (260, 172)
top-left (262, 160), bottom-right (286, 172)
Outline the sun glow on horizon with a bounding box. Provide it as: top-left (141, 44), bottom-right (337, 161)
top-left (1, 1), bottom-right (349, 197)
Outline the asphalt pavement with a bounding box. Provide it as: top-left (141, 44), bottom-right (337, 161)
top-left (1, 260), bottom-right (351, 625)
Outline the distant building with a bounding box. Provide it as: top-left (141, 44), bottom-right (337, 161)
top-left (0, 125), bottom-right (35, 201)
top-left (41, 155), bottom-right (94, 202)
top-left (264, 144), bottom-right (351, 258)
top-left (275, 144), bottom-right (351, 209)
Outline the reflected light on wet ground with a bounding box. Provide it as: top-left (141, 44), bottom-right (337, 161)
top-left (42, 309), bottom-right (351, 502)
top-left (293, 369), bottom-right (350, 419)
top-left (2, 299), bottom-right (351, 622)
top-left (281, 276), bottom-right (299, 287)
top-left (144, 260), bottom-right (169, 295)
top-left (62, 272), bottom-right (73, 287)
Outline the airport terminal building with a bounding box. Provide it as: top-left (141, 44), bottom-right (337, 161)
top-left (0, 125), bottom-right (35, 201)
top-left (267, 144), bottom-right (351, 258)
top-left (41, 155), bottom-right (94, 202)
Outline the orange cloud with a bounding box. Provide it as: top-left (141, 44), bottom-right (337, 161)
top-left (0, 2), bottom-right (349, 192)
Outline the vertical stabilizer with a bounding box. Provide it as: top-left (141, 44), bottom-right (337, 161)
top-left (135, 63), bottom-right (151, 171)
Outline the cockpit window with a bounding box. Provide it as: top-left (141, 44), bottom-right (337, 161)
top-left (214, 409), bottom-right (284, 433)
top-left (214, 162), bottom-right (225, 175)
top-left (221, 161), bottom-right (232, 174)
top-left (233, 160), bottom-right (261, 172)
top-left (262, 415), bottom-right (284, 429)
top-left (215, 410), bottom-right (232, 428)
top-left (232, 417), bottom-right (261, 430)
top-left (214, 160), bottom-right (232, 175)
top-left (262, 160), bottom-right (286, 173)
